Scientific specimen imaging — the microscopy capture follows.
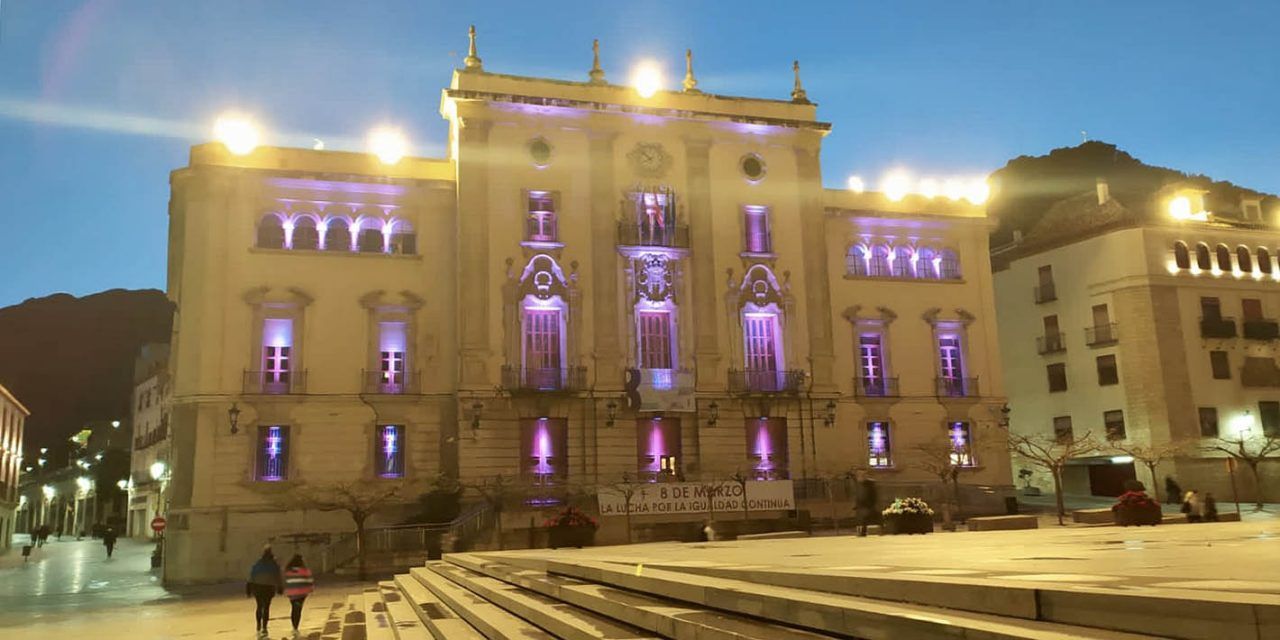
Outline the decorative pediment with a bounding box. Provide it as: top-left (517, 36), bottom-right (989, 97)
top-left (242, 286), bottom-right (313, 307)
top-left (737, 264), bottom-right (785, 307)
top-left (635, 254), bottom-right (675, 303)
top-left (517, 254), bottom-right (572, 301)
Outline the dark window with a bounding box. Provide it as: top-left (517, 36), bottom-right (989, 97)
top-left (1259, 248), bottom-right (1273, 274)
top-left (1037, 265), bottom-right (1053, 288)
top-left (1201, 297), bottom-right (1222, 320)
top-left (390, 231), bottom-right (416, 255)
top-left (939, 249), bottom-right (961, 279)
top-left (256, 215), bottom-right (285, 249)
top-left (1052, 416), bottom-right (1074, 444)
top-left (357, 228), bottom-right (383, 253)
top-left (1096, 355), bottom-right (1119, 386)
top-left (322, 220), bottom-right (348, 251)
top-left (1173, 242), bottom-right (1190, 269)
top-left (1104, 410), bottom-right (1126, 441)
top-left (1237, 246), bottom-right (1253, 272)
top-left (292, 218), bottom-right (319, 250)
top-left (375, 425), bottom-right (405, 478)
top-left (1195, 243), bottom-right (1212, 270)
top-left (1261, 402), bottom-right (1280, 437)
top-left (1216, 244), bottom-right (1232, 271)
top-left (1210, 351), bottom-right (1231, 379)
top-left (1047, 363), bottom-right (1068, 392)
top-left (1091, 304), bottom-right (1111, 328)
top-left (1197, 408), bottom-right (1219, 438)
top-left (1243, 298), bottom-right (1264, 321)
top-left (256, 425), bottom-right (290, 481)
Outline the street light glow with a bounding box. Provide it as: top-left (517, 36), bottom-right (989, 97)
top-left (846, 175), bottom-right (865, 193)
top-left (42, 485), bottom-right (55, 500)
top-left (965, 178), bottom-right (991, 204)
top-left (76, 476), bottom-right (92, 493)
top-left (880, 170), bottom-right (912, 202)
top-left (367, 126), bottom-right (409, 165)
top-left (212, 113), bottom-right (261, 155)
top-left (630, 60), bottom-right (664, 98)
top-left (150, 461), bottom-right (168, 481)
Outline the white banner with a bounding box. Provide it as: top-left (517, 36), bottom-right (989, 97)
top-left (597, 480), bottom-right (795, 517)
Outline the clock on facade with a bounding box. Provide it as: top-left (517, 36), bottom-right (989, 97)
top-left (627, 142), bottom-right (671, 178)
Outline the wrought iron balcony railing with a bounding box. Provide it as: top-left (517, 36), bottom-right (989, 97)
top-left (853, 376), bottom-right (900, 398)
top-left (616, 222), bottom-right (690, 249)
top-left (1200, 317), bottom-right (1238, 339)
top-left (500, 365), bottom-right (588, 394)
top-left (727, 369), bottom-right (806, 394)
top-left (243, 370), bottom-right (307, 395)
top-left (935, 376), bottom-right (979, 398)
top-left (1243, 319), bottom-right (1280, 341)
top-left (1085, 323), bottom-right (1119, 346)
top-left (361, 369), bottom-right (422, 394)
top-left (1034, 283), bottom-right (1057, 304)
top-left (1037, 332), bottom-right (1066, 354)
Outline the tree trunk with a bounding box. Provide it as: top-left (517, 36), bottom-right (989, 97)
top-left (354, 514), bottom-right (368, 582)
top-left (1147, 462), bottom-right (1160, 503)
top-left (941, 479), bottom-right (954, 530)
top-left (493, 506), bottom-right (505, 551)
top-left (1052, 468), bottom-right (1066, 526)
top-left (826, 482), bottom-right (839, 535)
top-left (625, 502), bottom-right (633, 544)
top-left (1246, 461), bottom-right (1265, 511)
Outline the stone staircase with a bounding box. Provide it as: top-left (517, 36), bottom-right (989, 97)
top-left (313, 549), bottom-right (1236, 639)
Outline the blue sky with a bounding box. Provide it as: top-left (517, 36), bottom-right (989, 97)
top-left (1, 1), bottom-right (1276, 306)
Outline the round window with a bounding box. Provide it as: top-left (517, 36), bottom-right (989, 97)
top-left (529, 138), bottom-right (552, 166)
top-left (741, 154), bottom-right (766, 181)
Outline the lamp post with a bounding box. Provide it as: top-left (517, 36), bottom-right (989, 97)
top-left (227, 403), bottom-right (241, 435)
top-left (707, 401), bottom-right (719, 427)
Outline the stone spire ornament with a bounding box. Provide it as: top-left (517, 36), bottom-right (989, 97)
top-left (682, 48), bottom-right (700, 93)
top-left (588, 39), bottom-right (606, 84)
top-left (463, 25), bottom-right (483, 72)
top-left (790, 60), bottom-right (810, 104)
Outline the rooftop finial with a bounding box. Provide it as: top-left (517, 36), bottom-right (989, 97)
top-left (683, 48), bottom-right (700, 93)
top-left (790, 60), bottom-right (810, 104)
top-left (588, 39), bottom-right (606, 84)
top-left (464, 25), bottom-right (483, 72)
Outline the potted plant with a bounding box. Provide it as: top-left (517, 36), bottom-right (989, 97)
top-left (881, 498), bottom-right (934, 535)
top-left (545, 505), bottom-right (599, 548)
top-left (1111, 486), bottom-right (1161, 526)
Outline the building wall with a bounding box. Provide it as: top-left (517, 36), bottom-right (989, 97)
top-left (0, 385), bottom-right (29, 549)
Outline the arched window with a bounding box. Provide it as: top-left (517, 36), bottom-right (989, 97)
top-left (1173, 242), bottom-right (1190, 269)
top-left (916, 247), bottom-right (938, 279)
top-left (1259, 248), bottom-right (1273, 275)
top-left (1237, 246), bottom-right (1253, 272)
top-left (939, 249), bottom-right (961, 280)
top-left (357, 228), bottom-right (384, 253)
top-left (388, 219), bottom-right (416, 255)
top-left (890, 246), bottom-right (912, 278)
top-left (1195, 243), bottom-right (1211, 270)
top-left (847, 245), bottom-right (869, 276)
top-left (869, 245), bottom-right (892, 277)
top-left (1215, 244), bottom-right (1231, 271)
top-left (256, 215), bottom-right (285, 249)
top-left (323, 219), bottom-right (349, 251)
top-left (292, 217), bottom-right (319, 250)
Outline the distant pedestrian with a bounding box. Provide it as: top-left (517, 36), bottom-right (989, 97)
top-left (1182, 489), bottom-right (1204, 523)
top-left (246, 546), bottom-right (284, 638)
top-left (701, 521), bottom-right (716, 542)
top-left (852, 470), bottom-right (878, 537)
top-left (1164, 477), bottom-right (1183, 505)
top-left (284, 555), bottom-right (315, 637)
top-left (1203, 493), bottom-right (1219, 522)
top-left (102, 527), bottom-right (118, 558)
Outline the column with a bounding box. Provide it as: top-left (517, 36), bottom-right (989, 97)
top-left (686, 138), bottom-right (722, 388)
top-left (795, 143), bottom-right (836, 391)
top-left (456, 117), bottom-right (493, 388)
top-left (589, 131), bottom-right (623, 389)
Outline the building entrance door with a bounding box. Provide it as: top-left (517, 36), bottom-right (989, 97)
top-left (1088, 462), bottom-right (1137, 496)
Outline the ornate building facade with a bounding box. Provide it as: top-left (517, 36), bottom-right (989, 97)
top-left (0, 383), bottom-right (27, 551)
top-left (164, 37), bottom-right (1011, 583)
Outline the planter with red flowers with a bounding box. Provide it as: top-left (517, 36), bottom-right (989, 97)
top-left (1111, 490), bottom-right (1162, 526)
top-left (545, 506), bottom-right (599, 549)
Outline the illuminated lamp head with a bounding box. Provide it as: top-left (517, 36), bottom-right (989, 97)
top-left (212, 113), bottom-right (261, 155)
top-left (630, 60), bottom-right (664, 98)
top-left (368, 126), bottom-right (409, 165)
top-left (846, 175), bottom-right (865, 193)
top-left (880, 170), bottom-right (912, 202)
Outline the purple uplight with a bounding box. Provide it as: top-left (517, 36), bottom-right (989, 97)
top-left (753, 420), bottom-right (773, 473)
top-left (263, 318), bottom-right (293, 348)
top-left (533, 419), bottom-right (554, 476)
top-left (645, 422), bottom-right (667, 474)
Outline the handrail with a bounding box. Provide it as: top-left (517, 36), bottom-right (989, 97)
top-left (317, 501), bottom-right (493, 573)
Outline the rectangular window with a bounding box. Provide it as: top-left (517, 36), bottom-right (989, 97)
top-left (742, 206), bottom-right (772, 253)
top-left (262, 318), bottom-right (293, 389)
top-left (634, 188), bottom-right (675, 245)
top-left (948, 422), bottom-right (975, 467)
top-left (938, 334), bottom-right (965, 396)
top-left (867, 421), bottom-right (892, 468)
top-left (1047, 363), bottom-right (1068, 392)
top-left (1052, 416), bottom-right (1074, 444)
top-left (1104, 410), bottom-right (1126, 441)
top-left (1261, 402), bottom-right (1280, 437)
top-left (525, 191), bottom-right (557, 243)
top-left (375, 425), bottom-right (404, 478)
top-left (747, 418), bottom-right (789, 480)
top-left (1038, 265), bottom-right (1054, 287)
top-left (521, 418), bottom-right (568, 486)
top-left (378, 321), bottom-right (407, 390)
top-left (637, 418), bottom-right (682, 478)
top-left (1210, 351), bottom-right (1231, 379)
top-left (637, 311), bottom-right (673, 369)
top-left (1201, 296), bottom-right (1222, 320)
top-left (523, 308), bottom-right (562, 374)
top-left (1197, 408), bottom-right (1219, 438)
top-left (256, 425), bottom-right (289, 482)
top-left (743, 313), bottom-right (780, 372)
top-left (1243, 298), bottom-right (1264, 321)
top-left (1096, 354), bottom-right (1119, 386)
top-left (858, 334), bottom-right (885, 385)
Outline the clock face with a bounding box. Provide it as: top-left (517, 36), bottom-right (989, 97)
top-left (628, 142), bottom-right (669, 177)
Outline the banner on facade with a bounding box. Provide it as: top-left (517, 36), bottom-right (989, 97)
top-left (597, 480), bottom-right (794, 516)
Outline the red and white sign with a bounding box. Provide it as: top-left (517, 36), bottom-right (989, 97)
top-left (597, 480), bottom-right (795, 517)
top-left (150, 516), bottom-right (167, 533)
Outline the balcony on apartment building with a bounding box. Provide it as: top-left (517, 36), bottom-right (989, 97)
top-left (1034, 283), bottom-right (1057, 304)
top-left (243, 370), bottom-right (307, 395)
top-left (132, 422), bottom-right (169, 450)
top-left (361, 369), bottom-right (422, 394)
top-left (616, 221), bottom-right (691, 249)
top-left (853, 376), bottom-right (900, 398)
top-left (1037, 332), bottom-right (1067, 355)
top-left (935, 376), bottom-right (980, 398)
top-left (501, 365), bottom-right (588, 394)
top-left (1085, 323), bottom-right (1119, 347)
top-left (1243, 318), bottom-right (1280, 341)
top-left (1200, 317), bottom-right (1238, 339)
top-left (728, 369), bottom-right (806, 395)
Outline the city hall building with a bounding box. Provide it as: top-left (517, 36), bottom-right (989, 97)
top-left (163, 35), bottom-right (1011, 583)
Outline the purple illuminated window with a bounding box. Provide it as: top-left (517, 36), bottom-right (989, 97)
top-left (376, 425), bottom-right (404, 478)
top-left (321, 220), bottom-right (347, 252)
top-left (523, 308), bottom-right (563, 388)
top-left (256, 425), bottom-right (289, 481)
top-left (633, 188), bottom-right (674, 245)
top-left (938, 335), bottom-right (964, 396)
top-left (948, 421), bottom-right (975, 466)
top-left (526, 191), bottom-right (557, 243)
top-left (916, 247), bottom-right (938, 279)
top-left (867, 421), bottom-right (891, 468)
top-left (891, 246), bottom-right (912, 278)
top-left (939, 249), bottom-right (961, 279)
top-left (847, 245), bottom-right (869, 276)
top-left (858, 334), bottom-right (886, 394)
top-left (747, 418), bottom-right (788, 480)
top-left (637, 311), bottom-right (673, 370)
top-left (869, 245), bottom-right (891, 277)
top-left (743, 312), bottom-right (782, 390)
top-left (262, 318), bottom-right (293, 393)
top-left (378, 321), bottom-right (407, 392)
top-left (520, 418), bottom-right (567, 487)
top-left (292, 218), bottom-right (319, 250)
top-left (638, 418), bottom-right (681, 479)
top-left (743, 206), bottom-right (772, 253)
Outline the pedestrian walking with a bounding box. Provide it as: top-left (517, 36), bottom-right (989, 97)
top-left (246, 545), bottom-right (284, 638)
top-left (102, 527), bottom-right (118, 558)
top-left (283, 555), bottom-right (315, 638)
top-left (1164, 476), bottom-right (1183, 505)
top-left (852, 470), bottom-right (878, 537)
top-left (1203, 493), bottom-right (1219, 522)
top-left (1181, 489), bottom-right (1204, 523)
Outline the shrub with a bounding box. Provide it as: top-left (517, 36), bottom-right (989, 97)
top-left (882, 497), bottom-right (934, 516)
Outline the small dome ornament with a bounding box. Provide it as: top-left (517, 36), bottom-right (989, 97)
top-left (682, 49), bottom-right (701, 93)
top-left (463, 25), bottom-right (483, 72)
top-left (790, 60), bottom-right (810, 104)
top-left (588, 39), bottom-right (607, 84)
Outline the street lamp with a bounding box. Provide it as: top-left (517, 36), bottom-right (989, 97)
top-left (823, 400), bottom-right (837, 428)
top-left (605, 400), bottom-right (618, 427)
top-left (228, 402), bottom-right (242, 435)
top-left (707, 401), bottom-right (719, 427)
top-left (150, 461), bottom-right (168, 481)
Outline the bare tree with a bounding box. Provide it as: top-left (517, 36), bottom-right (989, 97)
top-left (1206, 434), bottom-right (1280, 511)
top-left (601, 473), bottom-right (648, 544)
top-left (728, 470), bottom-right (751, 524)
top-left (690, 474), bottom-right (731, 528)
top-left (280, 480), bottom-right (410, 581)
top-left (811, 466), bottom-right (857, 535)
top-left (999, 427), bottom-right (1102, 525)
top-left (1108, 439), bottom-right (1193, 503)
top-left (462, 474), bottom-right (521, 550)
top-left (911, 436), bottom-right (970, 531)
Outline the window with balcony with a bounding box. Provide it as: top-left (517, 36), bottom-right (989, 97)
top-left (743, 311), bottom-right (782, 386)
top-left (637, 310), bottom-right (674, 370)
top-left (638, 417), bottom-right (681, 480)
top-left (1039, 315), bottom-right (1064, 353)
top-left (375, 424), bottom-right (404, 479)
top-left (1197, 408), bottom-right (1219, 438)
top-left (1096, 354), bottom-right (1119, 386)
top-left (867, 421), bottom-right (892, 468)
top-left (1200, 297), bottom-right (1236, 338)
top-left (857, 333), bottom-right (891, 396)
top-left (525, 190), bottom-right (558, 244)
top-left (746, 418), bottom-right (789, 480)
top-left (1047, 363), bottom-right (1068, 392)
top-left (256, 425), bottom-right (289, 482)
top-left (1173, 242), bottom-right (1190, 269)
top-left (937, 334), bottom-right (970, 397)
top-left (522, 307), bottom-right (564, 389)
top-left (520, 418), bottom-right (568, 487)
top-left (948, 421), bottom-right (975, 466)
top-left (376, 321), bottom-right (408, 393)
top-left (742, 205), bottom-right (772, 254)
top-left (261, 318), bottom-right (293, 393)
top-left (1104, 410), bottom-right (1126, 441)
top-left (1210, 350), bottom-right (1231, 379)
top-left (1053, 416), bottom-right (1074, 444)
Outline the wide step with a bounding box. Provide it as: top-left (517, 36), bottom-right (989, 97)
top-left (392, 573), bottom-right (485, 640)
top-left (411, 565), bottom-right (554, 640)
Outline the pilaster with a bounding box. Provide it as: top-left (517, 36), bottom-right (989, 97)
top-left (795, 143), bottom-right (836, 390)
top-left (686, 137), bottom-right (723, 388)
top-left (456, 117), bottom-right (493, 388)
top-left (589, 131), bottom-right (623, 389)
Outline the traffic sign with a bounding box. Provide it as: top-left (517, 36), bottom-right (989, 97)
top-left (151, 516), bottom-right (167, 533)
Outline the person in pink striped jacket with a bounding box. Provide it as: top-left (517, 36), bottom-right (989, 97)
top-left (283, 555), bottom-right (315, 638)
